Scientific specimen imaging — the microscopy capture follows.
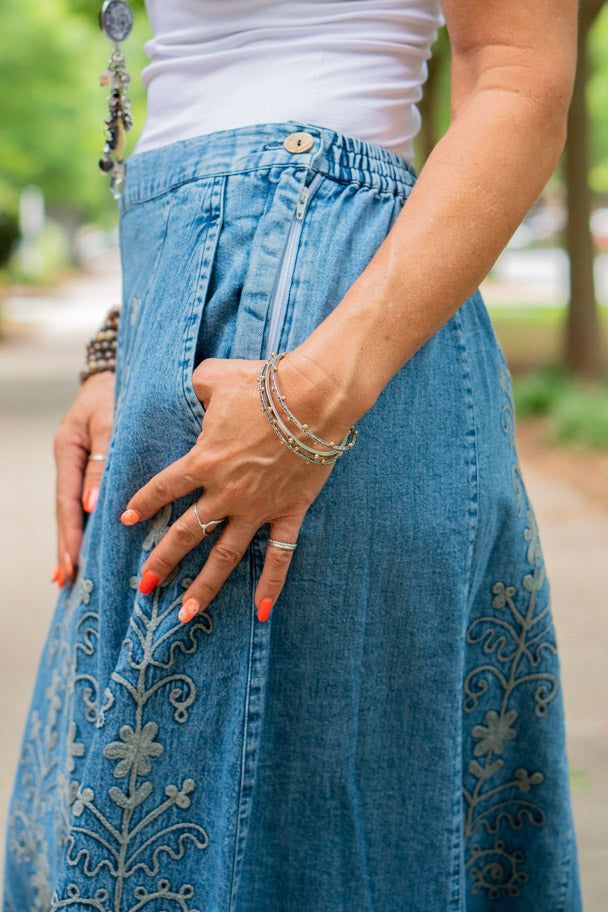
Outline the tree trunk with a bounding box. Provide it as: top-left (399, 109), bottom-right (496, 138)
top-left (564, 1), bottom-right (606, 379)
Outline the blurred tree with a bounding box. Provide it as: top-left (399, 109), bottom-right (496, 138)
top-left (0, 212), bottom-right (19, 269)
top-left (0, 0), bottom-right (149, 230)
top-left (588, 7), bottom-right (608, 193)
top-left (564, 0), bottom-right (607, 379)
top-left (419, 12), bottom-right (608, 380)
top-left (0, 181), bottom-right (19, 268)
top-left (417, 28), bottom-right (451, 164)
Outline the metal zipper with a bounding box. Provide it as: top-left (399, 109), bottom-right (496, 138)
top-left (264, 170), bottom-right (324, 358)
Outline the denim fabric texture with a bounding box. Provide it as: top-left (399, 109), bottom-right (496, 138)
top-left (3, 120), bottom-right (583, 912)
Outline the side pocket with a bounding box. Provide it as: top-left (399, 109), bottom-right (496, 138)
top-left (115, 191), bottom-right (175, 417)
top-left (180, 174), bottom-right (227, 435)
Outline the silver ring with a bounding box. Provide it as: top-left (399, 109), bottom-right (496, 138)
top-left (268, 538), bottom-right (297, 551)
top-left (193, 501), bottom-right (224, 536)
top-left (88, 453), bottom-right (107, 462)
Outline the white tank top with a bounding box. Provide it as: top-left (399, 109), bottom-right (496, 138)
top-left (135, 0), bottom-right (445, 163)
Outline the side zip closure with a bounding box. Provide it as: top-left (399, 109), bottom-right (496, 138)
top-left (264, 171), bottom-right (324, 358)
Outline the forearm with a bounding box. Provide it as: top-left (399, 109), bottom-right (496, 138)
top-left (295, 85), bottom-right (570, 426)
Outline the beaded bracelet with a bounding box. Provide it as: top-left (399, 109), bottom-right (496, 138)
top-left (268, 352), bottom-right (358, 454)
top-left (79, 305), bottom-right (120, 384)
top-left (257, 352), bottom-right (358, 466)
top-left (265, 353), bottom-right (357, 459)
top-left (259, 358), bottom-right (353, 465)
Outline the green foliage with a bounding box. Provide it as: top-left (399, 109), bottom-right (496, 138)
top-left (588, 4), bottom-right (608, 194)
top-left (416, 11), bottom-right (608, 195)
top-left (67, 0), bottom-right (144, 16)
top-left (0, 0), bottom-right (150, 223)
top-left (0, 0), bottom-right (607, 244)
top-left (429, 28), bottom-right (452, 141)
top-left (513, 366), bottom-right (569, 417)
top-left (513, 367), bottom-right (608, 451)
top-left (551, 384), bottom-right (608, 449)
top-left (7, 219), bottom-right (70, 284)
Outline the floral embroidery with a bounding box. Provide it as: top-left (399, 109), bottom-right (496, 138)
top-left (65, 723), bottom-right (85, 775)
top-left (463, 363), bottom-right (559, 900)
top-left (471, 709), bottom-right (518, 757)
top-left (9, 505), bottom-right (212, 912)
top-left (50, 504), bottom-right (212, 912)
top-left (8, 567), bottom-right (95, 912)
top-left (104, 722), bottom-right (163, 779)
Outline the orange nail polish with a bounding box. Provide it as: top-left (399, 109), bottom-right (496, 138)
top-left (121, 509), bottom-right (141, 526)
top-left (138, 570), bottom-right (160, 595)
top-left (83, 487), bottom-right (99, 513)
top-left (257, 597), bottom-right (273, 623)
top-left (51, 565), bottom-right (60, 583)
top-left (56, 567), bottom-right (65, 588)
top-left (178, 598), bottom-right (201, 623)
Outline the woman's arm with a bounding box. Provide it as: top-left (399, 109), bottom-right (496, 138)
top-left (287, 0), bottom-right (577, 434)
top-left (122, 0), bottom-right (577, 621)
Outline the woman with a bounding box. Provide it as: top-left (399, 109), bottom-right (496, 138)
top-left (3, 1), bottom-right (583, 910)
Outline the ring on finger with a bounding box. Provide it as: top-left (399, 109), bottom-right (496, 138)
top-left (88, 452), bottom-right (107, 462)
top-left (193, 501), bottom-right (224, 536)
top-left (268, 538), bottom-right (297, 551)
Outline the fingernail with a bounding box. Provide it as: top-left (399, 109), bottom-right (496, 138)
top-left (178, 598), bottom-right (201, 623)
top-left (121, 509), bottom-right (141, 526)
top-left (138, 570), bottom-right (160, 595)
top-left (64, 552), bottom-right (74, 579)
top-left (257, 597), bottom-right (273, 623)
top-left (51, 565), bottom-right (60, 584)
top-left (56, 567), bottom-right (65, 588)
top-left (82, 487), bottom-right (99, 513)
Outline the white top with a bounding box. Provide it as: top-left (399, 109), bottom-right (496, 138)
top-left (135, 0), bottom-right (445, 163)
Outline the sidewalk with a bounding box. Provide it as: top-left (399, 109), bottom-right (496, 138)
top-left (0, 261), bottom-right (606, 908)
top-left (520, 463), bottom-right (608, 910)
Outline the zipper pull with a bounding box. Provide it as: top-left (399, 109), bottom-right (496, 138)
top-left (295, 183), bottom-right (310, 220)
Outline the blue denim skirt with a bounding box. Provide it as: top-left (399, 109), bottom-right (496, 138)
top-left (3, 120), bottom-right (583, 912)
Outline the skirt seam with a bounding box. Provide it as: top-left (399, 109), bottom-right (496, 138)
top-left (228, 540), bottom-right (269, 911)
top-left (447, 305), bottom-right (480, 910)
top-left (228, 561), bottom-right (257, 912)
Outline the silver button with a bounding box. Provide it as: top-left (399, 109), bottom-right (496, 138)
top-left (283, 131), bottom-right (315, 154)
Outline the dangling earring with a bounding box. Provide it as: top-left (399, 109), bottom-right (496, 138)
top-left (98, 0), bottom-right (134, 199)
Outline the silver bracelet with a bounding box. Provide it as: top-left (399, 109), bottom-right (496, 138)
top-left (268, 352), bottom-right (357, 453)
top-left (257, 353), bottom-right (358, 466)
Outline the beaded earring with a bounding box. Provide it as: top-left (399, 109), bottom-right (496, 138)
top-left (98, 0), bottom-right (134, 199)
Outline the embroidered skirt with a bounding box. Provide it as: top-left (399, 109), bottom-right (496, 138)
top-left (3, 121), bottom-right (583, 912)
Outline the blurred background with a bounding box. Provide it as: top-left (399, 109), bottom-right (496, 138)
top-left (0, 0), bottom-right (607, 907)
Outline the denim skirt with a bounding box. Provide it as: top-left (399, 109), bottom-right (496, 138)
top-left (3, 120), bottom-right (583, 912)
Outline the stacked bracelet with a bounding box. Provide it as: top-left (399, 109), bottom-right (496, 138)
top-left (79, 305), bottom-right (120, 384)
top-left (257, 352), bottom-right (358, 466)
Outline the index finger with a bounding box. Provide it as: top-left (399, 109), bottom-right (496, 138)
top-left (121, 451), bottom-right (202, 524)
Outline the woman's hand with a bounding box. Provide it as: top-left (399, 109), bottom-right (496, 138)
top-left (120, 350), bottom-right (354, 623)
top-left (52, 371), bottom-right (115, 586)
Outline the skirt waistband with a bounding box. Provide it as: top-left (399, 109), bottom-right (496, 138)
top-left (120, 119), bottom-right (417, 210)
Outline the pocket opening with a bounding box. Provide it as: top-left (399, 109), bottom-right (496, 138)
top-left (180, 174), bottom-right (228, 435)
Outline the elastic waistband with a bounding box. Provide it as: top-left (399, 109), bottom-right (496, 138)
top-left (120, 119), bottom-right (417, 210)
